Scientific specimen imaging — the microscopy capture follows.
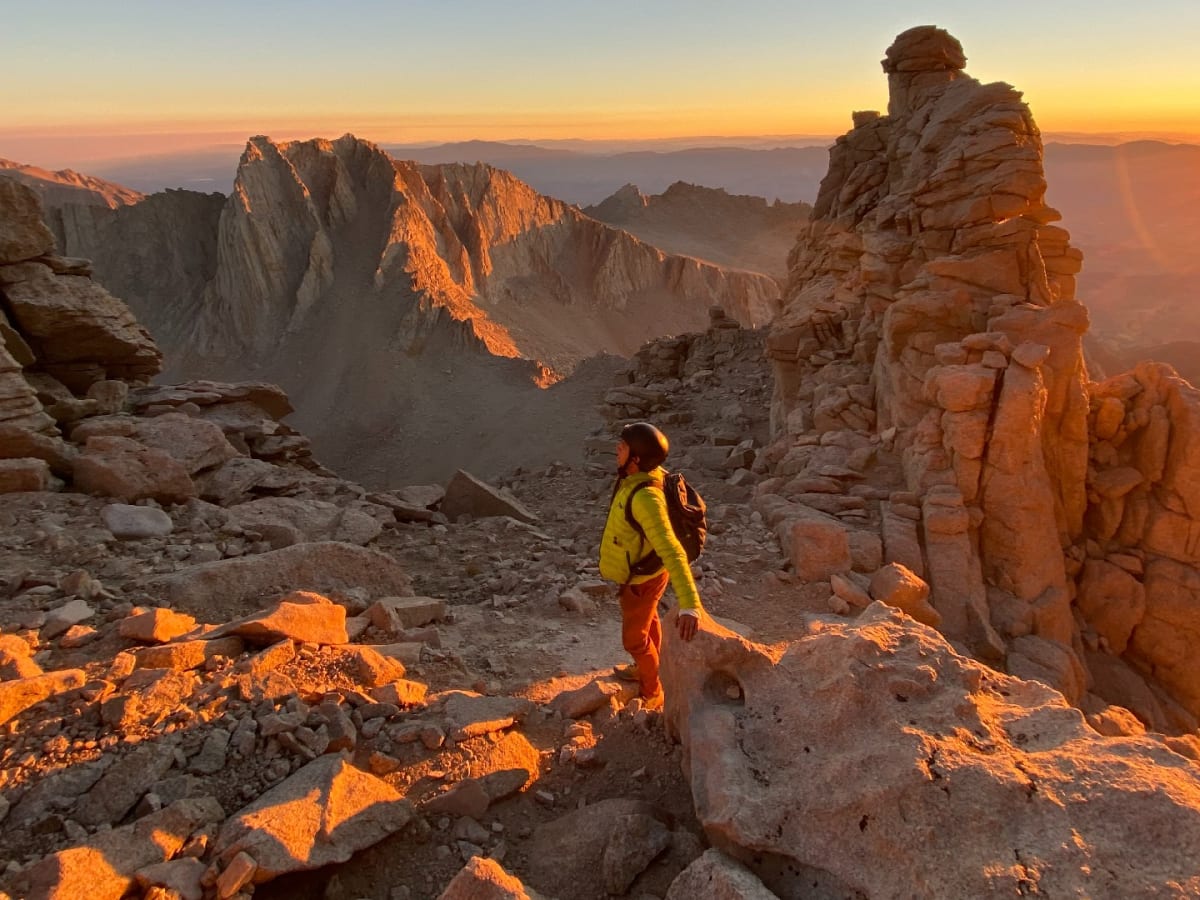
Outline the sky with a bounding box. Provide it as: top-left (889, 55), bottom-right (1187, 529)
top-left (2, 0), bottom-right (1198, 167)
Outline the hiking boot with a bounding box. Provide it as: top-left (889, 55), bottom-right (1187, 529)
top-left (641, 689), bottom-right (664, 711)
top-left (613, 663), bottom-right (641, 683)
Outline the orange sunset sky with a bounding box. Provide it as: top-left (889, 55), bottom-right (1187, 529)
top-left (2, 0), bottom-right (1198, 168)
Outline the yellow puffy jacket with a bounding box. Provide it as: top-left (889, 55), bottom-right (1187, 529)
top-left (598, 470), bottom-right (701, 611)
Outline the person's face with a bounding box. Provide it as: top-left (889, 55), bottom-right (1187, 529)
top-left (616, 439), bottom-right (631, 470)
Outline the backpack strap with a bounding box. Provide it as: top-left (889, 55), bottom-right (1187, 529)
top-left (624, 481), bottom-right (665, 578)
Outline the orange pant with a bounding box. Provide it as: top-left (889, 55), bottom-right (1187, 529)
top-left (619, 570), bottom-right (669, 698)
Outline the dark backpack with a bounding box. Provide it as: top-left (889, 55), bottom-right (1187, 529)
top-left (624, 472), bottom-right (707, 577)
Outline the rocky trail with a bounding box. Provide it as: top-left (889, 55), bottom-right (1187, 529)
top-left (0, 311), bottom-right (818, 900)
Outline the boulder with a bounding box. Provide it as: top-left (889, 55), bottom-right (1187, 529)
top-left (101, 503), bottom-right (174, 539)
top-left (213, 754), bottom-right (414, 881)
top-left (441, 470), bottom-right (538, 523)
top-left (0, 668), bottom-right (86, 726)
top-left (118, 608), bottom-right (197, 643)
top-left (6, 797), bottom-right (223, 900)
top-left (869, 562), bottom-right (941, 627)
top-left (140, 541), bottom-right (412, 618)
top-left (207, 591), bottom-right (348, 646)
top-left (438, 857), bottom-right (546, 900)
top-left (73, 435), bottom-right (196, 504)
top-left (0, 261), bottom-right (161, 389)
top-left (130, 412), bottom-right (241, 474)
top-left (661, 604), bottom-right (1200, 898)
top-left (0, 457), bottom-right (52, 492)
top-left (665, 849), bottom-right (778, 899)
top-left (224, 496), bottom-right (381, 547)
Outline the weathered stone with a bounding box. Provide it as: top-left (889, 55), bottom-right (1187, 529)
top-left (74, 435), bottom-right (195, 503)
top-left (41, 598), bottom-right (94, 639)
top-left (665, 849), bottom-right (778, 899)
top-left (0, 178), bottom-right (55, 263)
top-left (131, 412), bottom-right (241, 474)
top-left (602, 813), bottom-right (673, 895)
top-left (0, 668), bottom-right (85, 726)
top-left (550, 678), bottom-right (637, 719)
top-left (661, 603), bottom-right (1200, 898)
top-left (1, 260), bottom-right (161, 389)
top-left (367, 595), bottom-right (447, 632)
top-left (441, 470), bottom-right (538, 523)
top-left (443, 691), bottom-right (535, 741)
top-left (213, 755), bottom-right (414, 880)
top-left (133, 636), bottom-right (244, 671)
top-left (100, 502), bottom-right (174, 539)
top-left (119, 608), bottom-right (197, 643)
top-left (207, 590), bottom-right (347, 646)
top-left (0, 457), bottom-right (53, 492)
top-left (1075, 559), bottom-right (1145, 654)
top-left (369, 679), bottom-right (428, 707)
top-left (869, 563), bottom-right (941, 628)
top-left (75, 741), bottom-right (177, 826)
top-left (7, 798), bottom-right (223, 900)
top-left (224, 496), bottom-right (381, 547)
top-left (134, 858), bottom-right (207, 900)
top-left (141, 541), bottom-right (412, 618)
top-left (0, 424), bottom-right (76, 474)
top-left (779, 511), bottom-right (852, 581)
top-left (438, 857), bottom-right (545, 900)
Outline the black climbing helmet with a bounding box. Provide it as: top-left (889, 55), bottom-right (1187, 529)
top-left (620, 422), bottom-right (669, 471)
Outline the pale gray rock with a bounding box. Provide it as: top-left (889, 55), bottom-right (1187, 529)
top-left (101, 502), bottom-right (174, 539)
top-left (41, 598), bottom-right (94, 639)
top-left (441, 470), bottom-right (538, 524)
top-left (75, 741), bottom-right (177, 826)
top-left (140, 541), bottom-right (412, 617)
top-left (602, 813), bottom-right (672, 894)
top-left (224, 495), bottom-right (382, 547)
top-left (665, 849), bottom-right (778, 900)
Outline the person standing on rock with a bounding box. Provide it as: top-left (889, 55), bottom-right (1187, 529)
top-left (599, 422), bottom-right (703, 707)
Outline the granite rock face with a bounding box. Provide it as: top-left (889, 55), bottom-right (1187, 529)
top-left (760, 24), bottom-right (1200, 731)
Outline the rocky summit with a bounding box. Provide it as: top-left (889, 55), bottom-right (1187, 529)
top-left (1, 22), bottom-right (1200, 900)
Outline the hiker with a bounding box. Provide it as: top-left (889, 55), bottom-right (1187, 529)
top-left (599, 421), bottom-right (703, 706)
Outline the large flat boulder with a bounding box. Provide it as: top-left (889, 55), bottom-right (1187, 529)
top-left (213, 754), bottom-right (414, 882)
top-left (208, 591), bottom-right (348, 646)
top-left (224, 496), bottom-right (382, 547)
top-left (661, 603), bottom-right (1200, 898)
top-left (140, 541), bottom-right (412, 618)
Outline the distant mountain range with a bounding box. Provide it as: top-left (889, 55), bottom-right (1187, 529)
top-left (16, 135), bottom-right (779, 484)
